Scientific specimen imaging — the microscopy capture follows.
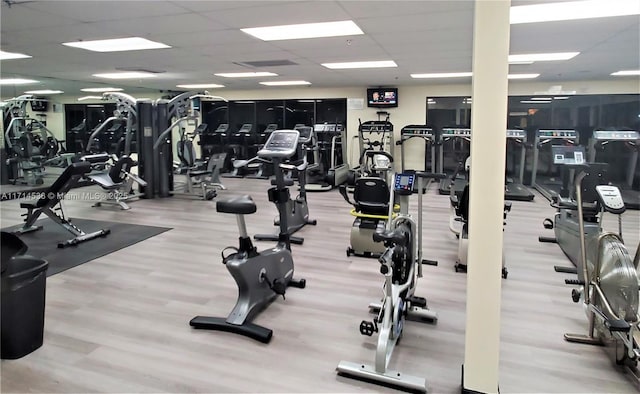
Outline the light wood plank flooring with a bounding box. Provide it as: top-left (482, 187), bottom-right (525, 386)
top-left (1, 177), bottom-right (639, 393)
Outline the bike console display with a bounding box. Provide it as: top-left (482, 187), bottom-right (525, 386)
top-left (258, 130), bottom-right (300, 159)
top-left (552, 145), bottom-right (585, 165)
top-left (394, 173), bottom-right (415, 195)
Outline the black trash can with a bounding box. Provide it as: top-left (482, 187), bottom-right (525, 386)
top-left (1, 255), bottom-right (49, 359)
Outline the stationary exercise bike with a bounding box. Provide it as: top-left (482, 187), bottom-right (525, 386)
top-left (539, 145), bottom-right (606, 268)
top-left (558, 161), bottom-right (640, 385)
top-left (189, 130), bottom-right (306, 344)
top-left (337, 171), bottom-right (444, 393)
top-left (253, 126), bottom-right (317, 245)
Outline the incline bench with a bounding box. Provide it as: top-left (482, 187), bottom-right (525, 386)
top-left (15, 161), bottom-right (110, 248)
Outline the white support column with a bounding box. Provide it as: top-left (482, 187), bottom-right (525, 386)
top-left (462, 1), bottom-right (511, 393)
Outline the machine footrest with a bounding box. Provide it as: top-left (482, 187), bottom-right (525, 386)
top-left (538, 236), bottom-right (557, 243)
top-left (189, 316), bottom-right (273, 343)
top-left (555, 266), bottom-right (578, 274)
top-left (58, 229), bottom-right (110, 248)
top-left (336, 361), bottom-right (427, 393)
top-left (565, 279), bottom-right (585, 285)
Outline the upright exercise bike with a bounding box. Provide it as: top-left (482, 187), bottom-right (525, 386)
top-left (337, 171), bottom-right (444, 393)
top-left (559, 161), bottom-right (640, 385)
top-left (189, 130), bottom-right (306, 344)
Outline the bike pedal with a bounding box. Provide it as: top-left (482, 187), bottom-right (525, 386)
top-left (565, 279), bottom-right (585, 285)
top-left (359, 320), bottom-right (377, 336)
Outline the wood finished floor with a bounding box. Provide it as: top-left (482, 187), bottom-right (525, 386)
top-left (1, 176), bottom-right (639, 394)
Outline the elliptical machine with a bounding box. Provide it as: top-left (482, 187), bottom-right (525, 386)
top-left (337, 171), bottom-right (444, 393)
top-left (559, 162), bottom-right (640, 384)
top-left (189, 130), bottom-right (306, 344)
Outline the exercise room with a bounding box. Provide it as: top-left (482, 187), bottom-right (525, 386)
top-left (1, 1), bottom-right (639, 393)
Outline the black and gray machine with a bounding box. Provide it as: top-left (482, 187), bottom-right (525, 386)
top-left (438, 127), bottom-right (471, 196)
top-left (538, 145), bottom-right (603, 268)
top-left (557, 161), bottom-right (640, 385)
top-left (189, 130), bottom-right (307, 344)
top-left (530, 128), bottom-right (579, 201)
top-left (339, 150), bottom-right (394, 257)
top-left (306, 123), bottom-right (349, 191)
top-left (252, 127), bottom-right (317, 245)
top-left (245, 123), bottom-right (277, 179)
top-left (222, 123), bottom-right (254, 178)
top-left (336, 172), bottom-right (443, 393)
top-left (587, 129), bottom-right (639, 210)
top-left (349, 118), bottom-right (394, 186)
top-left (505, 128), bottom-right (535, 201)
top-left (396, 125), bottom-right (436, 192)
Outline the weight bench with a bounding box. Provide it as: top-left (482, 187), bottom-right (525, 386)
top-left (15, 161), bottom-right (110, 248)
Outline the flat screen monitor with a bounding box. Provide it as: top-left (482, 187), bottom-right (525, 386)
top-left (367, 88), bottom-right (398, 108)
top-left (30, 99), bottom-right (48, 112)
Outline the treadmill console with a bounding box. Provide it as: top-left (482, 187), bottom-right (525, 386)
top-left (394, 173), bottom-right (415, 195)
top-left (314, 123), bottom-right (344, 133)
top-left (194, 123), bottom-right (208, 134)
top-left (360, 120), bottom-right (393, 133)
top-left (238, 123), bottom-right (252, 134)
top-left (551, 145), bottom-right (585, 165)
top-left (595, 185), bottom-right (626, 214)
top-left (258, 130), bottom-right (300, 159)
top-left (441, 128), bottom-right (471, 137)
top-left (214, 124), bottom-right (228, 133)
top-left (538, 129), bottom-right (577, 139)
top-left (506, 129), bottom-right (526, 139)
top-left (264, 123), bottom-right (278, 133)
top-left (401, 125), bottom-right (434, 137)
top-left (592, 130), bottom-right (640, 141)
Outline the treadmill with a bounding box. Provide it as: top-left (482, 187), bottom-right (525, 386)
top-left (396, 125), bottom-right (436, 192)
top-left (587, 129), bottom-right (639, 209)
top-left (530, 128), bottom-right (578, 201)
top-left (505, 128), bottom-right (534, 201)
top-left (438, 127), bottom-right (471, 196)
top-left (306, 123), bottom-right (348, 191)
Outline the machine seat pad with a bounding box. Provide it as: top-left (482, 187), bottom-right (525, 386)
top-left (606, 318), bottom-right (631, 332)
top-left (19, 202), bottom-right (37, 210)
top-left (271, 178), bottom-right (294, 187)
top-left (88, 173), bottom-right (120, 189)
top-left (357, 202), bottom-right (389, 216)
top-left (216, 195), bottom-right (257, 215)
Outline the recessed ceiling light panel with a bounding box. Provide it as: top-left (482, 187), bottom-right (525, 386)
top-left (176, 83), bottom-right (225, 89)
top-left (611, 70), bottom-right (640, 76)
top-left (260, 80), bottom-right (311, 86)
top-left (511, 0), bottom-right (640, 24)
top-left (63, 37), bottom-right (171, 52)
top-left (24, 89), bottom-right (64, 95)
top-left (322, 60), bottom-right (397, 69)
top-left (520, 100), bottom-right (551, 104)
top-left (214, 72), bottom-right (278, 78)
top-left (411, 72), bottom-right (472, 78)
top-left (508, 52), bottom-right (579, 62)
top-left (78, 96), bottom-right (103, 101)
top-left (81, 87), bottom-right (124, 92)
top-left (508, 73), bottom-right (540, 79)
top-left (0, 50), bottom-right (32, 60)
top-left (93, 72), bottom-right (157, 79)
top-left (242, 20), bottom-right (363, 41)
top-left (0, 78), bottom-right (39, 85)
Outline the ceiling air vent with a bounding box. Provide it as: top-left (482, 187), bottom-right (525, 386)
top-left (234, 60), bottom-right (298, 68)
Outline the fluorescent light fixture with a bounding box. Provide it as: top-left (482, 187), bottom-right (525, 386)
top-left (93, 72), bottom-right (157, 79)
top-left (81, 87), bottom-right (123, 92)
top-left (62, 37), bottom-right (170, 52)
top-left (297, 100), bottom-right (316, 103)
top-left (508, 73), bottom-right (540, 79)
top-left (322, 60), bottom-right (397, 69)
top-left (554, 96), bottom-right (570, 100)
top-left (78, 96), bottom-right (103, 101)
top-left (509, 52), bottom-right (579, 62)
top-left (611, 70), bottom-right (640, 76)
top-left (0, 78), bottom-right (39, 85)
top-left (511, 0), bottom-right (640, 24)
top-left (260, 80), bottom-right (311, 86)
top-left (0, 50), bottom-right (32, 60)
top-left (531, 97), bottom-right (552, 100)
top-left (176, 83), bottom-right (225, 89)
top-left (24, 89), bottom-right (63, 95)
top-left (509, 61), bottom-right (535, 65)
top-left (411, 72), bottom-right (472, 79)
top-left (214, 72), bottom-right (277, 78)
top-left (520, 100), bottom-right (551, 104)
top-left (242, 20), bottom-right (363, 41)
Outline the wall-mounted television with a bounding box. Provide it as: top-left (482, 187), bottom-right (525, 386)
top-left (367, 87), bottom-right (398, 108)
top-left (30, 99), bottom-right (49, 112)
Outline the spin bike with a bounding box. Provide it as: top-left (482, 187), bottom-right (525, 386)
top-left (337, 171), bottom-right (444, 393)
top-left (189, 130), bottom-right (306, 344)
top-left (559, 162), bottom-right (640, 384)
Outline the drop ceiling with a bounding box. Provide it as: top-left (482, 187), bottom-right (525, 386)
top-left (0, 0), bottom-right (638, 97)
